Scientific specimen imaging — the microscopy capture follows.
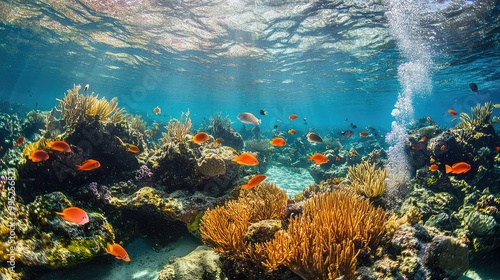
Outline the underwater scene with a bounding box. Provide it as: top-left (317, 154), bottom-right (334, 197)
top-left (1, 0), bottom-right (500, 279)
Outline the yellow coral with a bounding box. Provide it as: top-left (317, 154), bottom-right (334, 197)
top-left (348, 161), bottom-right (388, 197)
top-left (164, 110), bottom-right (192, 143)
top-left (261, 191), bottom-right (386, 279)
top-left (197, 153), bottom-right (226, 177)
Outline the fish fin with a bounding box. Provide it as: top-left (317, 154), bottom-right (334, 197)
top-left (240, 184), bottom-right (249, 190)
top-left (105, 243), bottom-right (113, 254)
top-left (55, 212), bottom-right (63, 217)
top-left (445, 164), bottom-right (452, 174)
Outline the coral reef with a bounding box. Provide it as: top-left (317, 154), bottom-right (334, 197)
top-left (348, 161), bottom-right (388, 198)
top-left (208, 112), bottom-right (243, 151)
top-left (164, 110), bottom-right (192, 143)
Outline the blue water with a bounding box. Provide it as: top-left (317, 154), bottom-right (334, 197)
top-left (1, 0), bottom-right (500, 279)
top-left (1, 0), bottom-right (498, 134)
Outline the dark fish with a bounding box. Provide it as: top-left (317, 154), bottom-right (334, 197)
top-left (273, 125), bottom-right (278, 129)
top-left (350, 123), bottom-right (357, 129)
top-left (469, 83), bottom-right (479, 93)
top-left (259, 109), bottom-right (267, 115)
top-left (306, 132), bottom-right (323, 143)
top-left (341, 130), bottom-right (353, 139)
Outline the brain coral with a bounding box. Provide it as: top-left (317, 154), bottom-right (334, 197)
top-left (197, 152), bottom-right (226, 177)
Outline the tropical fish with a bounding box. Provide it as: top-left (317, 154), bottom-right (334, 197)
top-left (335, 156), bottom-right (341, 161)
top-left (232, 153), bottom-right (259, 166)
top-left (84, 84), bottom-right (89, 91)
top-left (29, 150), bottom-right (49, 162)
top-left (420, 136), bottom-right (427, 142)
top-left (241, 174), bottom-right (267, 190)
top-left (269, 137), bottom-right (286, 147)
top-left (445, 162), bottom-right (471, 174)
top-left (215, 138), bottom-right (223, 146)
top-left (76, 159), bottom-right (101, 171)
top-left (16, 136), bottom-right (24, 146)
top-left (308, 153), bottom-right (328, 164)
top-left (448, 109), bottom-right (457, 115)
top-left (106, 243), bottom-right (130, 262)
top-left (289, 114), bottom-right (298, 120)
top-left (259, 109), bottom-right (267, 115)
top-left (469, 83), bottom-right (479, 93)
top-left (56, 207), bottom-right (89, 225)
top-left (237, 112), bottom-right (261, 125)
top-left (288, 129), bottom-right (296, 135)
top-left (349, 148), bottom-right (359, 156)
top-left (429, 164), bottom-right (439, 172)
top-left (126, 145), bottom-right (140, 153)
top-left (359, 131), bottom-right (368, 137)
top-left (152, 106), bottom-right (161, 115)
top-left (440, 144), bottom-right (446, 151)
top-left (192, 132), bottom-right (210, 144)
top-left (350, 123), bottom-right (357, 129)
top-left (48, 140), bottom-right (71, 153)
top-left (306, 132), bottom-right (323, 143)
top-left (451, 118), bottom-right (457, 122)
top-left (341, 130), bottom-right (353, 139)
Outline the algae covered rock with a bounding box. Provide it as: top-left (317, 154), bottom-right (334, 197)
top-left (465, 210), bottom-right (497, 236)
top-left (422, 235), bottom-right (469, 278)
top-left (157, 245), bottom-right (226, 280)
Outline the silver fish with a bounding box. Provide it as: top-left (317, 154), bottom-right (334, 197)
top-left (237, 112), bottom-right (261, 125)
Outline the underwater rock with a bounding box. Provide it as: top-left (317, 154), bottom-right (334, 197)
top-left (422, 235), bottom-right (469, 278)
top-left (0, 191), bottom-right (115, 271)
top-left (157, 245), bottom-right (226, 280)
top-left (424, 213), bottom-right (455, 231)
top-left (197, 152), bottom-right (226, 177)
top-left (208, 113), bottom-right (243, 151)
top-left (243, 219), bottom-right (282, 244)
top-left (464, 210), bottom-right (497, 236)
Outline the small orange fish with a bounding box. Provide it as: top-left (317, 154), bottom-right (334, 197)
top-left (288, 129), bottom-right (296, 134)
top-left (269, 137), bottom-right (286, 147)
top-left (29, 150), bottom-right (49, 162)
top-left (308, 153), bottom-right (328, 164)
top-left (76, 159), bottom-right (101, 171)
top-left (126, 145), bottom-right (140, 153)
top-left (336, 156), bottom-right (341, 161)
top-left (106, 243), bottom-right (130, 262)
top-left (440, 144), bottom-right (446, 151)
top-left (448, 109), bottom-right (457, 115)
top-left (56, 207), bottom-right (89, 225)
top-left (451, 118), bottom-right (457, 122)
top-left (359, 131), bottom-right (368, 137)
top-left (420, 136), bottom-right (427, 142)
top-left (232, 153), bottom-right (259, 166)
top-left (241, 174), bottom-right (267, 190)
top-left (496, 146), bottom-right (500, 152)
top-left (349, 148), bottom-right (359, 156)
top-left (429, 164), bottom-right (439, 172)
top-left (215, 138), bottom-right (223, 146)
top-left (289, 114), bottom-right (298, 120)
top-left (427, 116), bottom-right (432, 122)
top-left (445, 162), bottom-right (471, 174)
top-left (192, 132), bottom-right (210, 144)
top-left (16, 136), bottom-right (24, 146)
top-left (48, 140), bottom-right (71, 153)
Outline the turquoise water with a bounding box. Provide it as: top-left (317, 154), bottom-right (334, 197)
top-left (1, 0), bottom-right (500, 279)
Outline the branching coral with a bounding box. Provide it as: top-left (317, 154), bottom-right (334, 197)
top-left (261, 191), bottom-right (387, 280)
top-left (164, 110), bottom-right (192, 143)
top-left (209, 112), bottom-right (233, 135)
top-left (455, 102), bottom-right (493, 131)
top-left (348, 161), bottom-right (388, 198)
top-left (199, 182), bottom-right (287, 262)
top-left (56, 84), bottom-right (125, 127)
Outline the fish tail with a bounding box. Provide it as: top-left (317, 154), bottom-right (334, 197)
top-left (55, 212), bottom-right (63, 216)
top-left (240, 184), bottom-right (249, 190)
top-left (445, 164), bottom-right (452, 174)
top-left (105, 243), bottom-right (112, 254)
top-left (76, 165), bottom-right (82, 170)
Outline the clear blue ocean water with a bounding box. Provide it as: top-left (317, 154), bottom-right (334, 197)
top-left (1, 0), bottom-right (500, 279)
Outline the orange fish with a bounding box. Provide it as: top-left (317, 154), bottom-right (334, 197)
top-left (426, 116), bottom-right (432, 122)
top-left (359, 132), bottom-right (368, 137)
top-left (289, 114), bottom-right (298, 120)
top-left (56, 207), bottom-right (89, 225)
top-left (241, 174), bottom-right (267, 190)
top-left (336, 156), bottom-right (341, 161)
top-left (420, 136), bottom-right (427, 142)
top-left (126, 145), bottom-right (140, 153)
top-left (448, 109), bottom-right (457, 115)
top-left (215, 138), bottom-right (223, 146)
top-left (307, 153), bottom-right (328, 164)
top-left (445, 162), bottom-right (471, 174)
top-left (48, 140), bottom-right (71, 153)
top-left (269, 137), bottom-right (286, 147)
top-left (288, 129), bottom-right (296, 134)
top-left (440, 144), bottom-right (446, 151)
top-left (496, 146), bottom-right (500, 152)
top-left (192, 132), bottom-right (210, 144)
top-left (429, 164), bottom-right (439, 172)
top-left (106, 243), bottom-right (130, 262)
top-left (29, 150), bottom-right (49, 162)
top-left (232, 153), bottom-right (259, 166)
top-left (16, 136), bottom-right (24, 146)
top-left (76, 159), bottom-right (101, 171)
